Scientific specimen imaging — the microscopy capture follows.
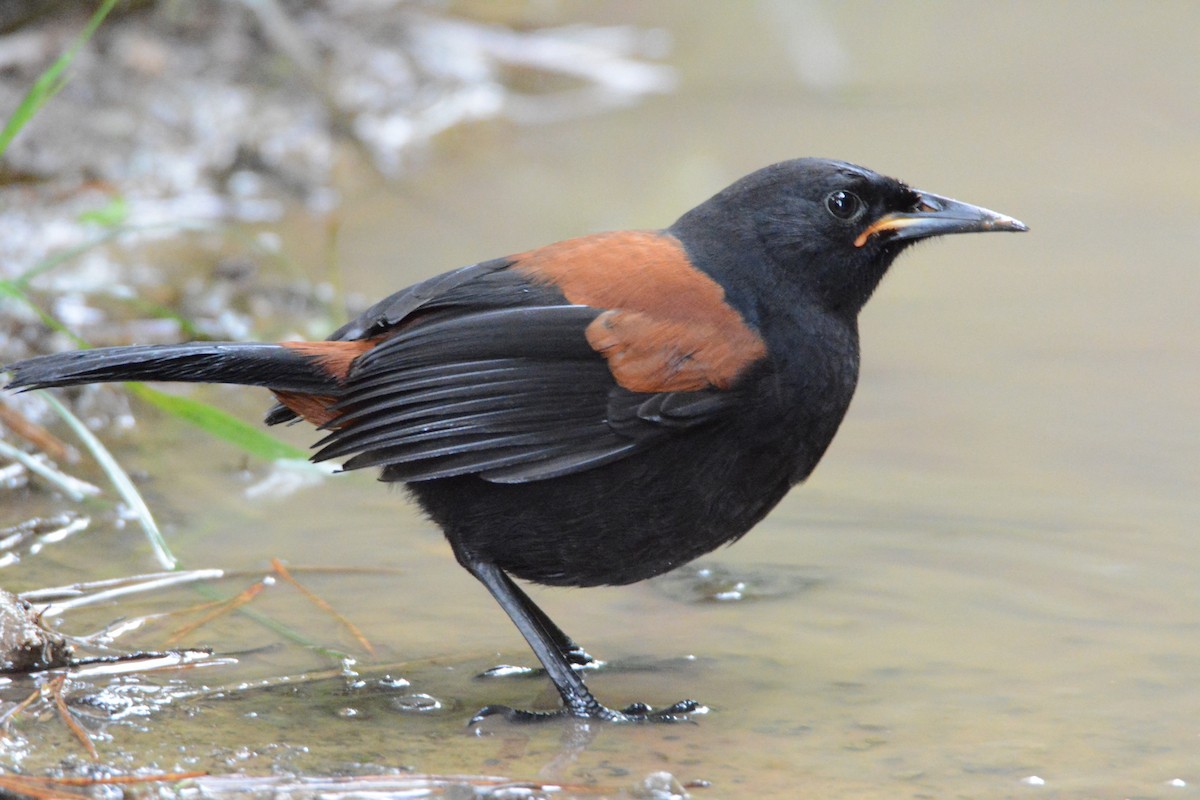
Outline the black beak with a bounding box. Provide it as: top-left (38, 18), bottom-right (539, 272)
top-left (855, 190), bottom-right (1028, 248)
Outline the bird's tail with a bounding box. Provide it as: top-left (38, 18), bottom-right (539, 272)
top-left (4, 342), bottom-right (339, 395)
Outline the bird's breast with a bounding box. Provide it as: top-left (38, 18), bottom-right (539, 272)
top-left (751, 312), bottom-right (860, 485)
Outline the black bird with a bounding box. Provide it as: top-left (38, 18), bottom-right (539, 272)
top-left (4, 158), bottom-right (1027, 722)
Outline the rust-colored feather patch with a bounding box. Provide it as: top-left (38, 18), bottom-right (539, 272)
top-left (280, 339), bottom-right (375, 381)
top-left (272, 340), bottom-right (377, 426)
top-left (271, 391), bottom-right (341, 427)
top-left (512, 231), bottom-right (766, 392)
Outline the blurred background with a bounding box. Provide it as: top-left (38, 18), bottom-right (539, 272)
top-left (0, 2), bottom-right (1197, 798)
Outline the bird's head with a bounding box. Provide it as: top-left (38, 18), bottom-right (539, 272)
top-left (672, 158), bottom-right (1027, 320)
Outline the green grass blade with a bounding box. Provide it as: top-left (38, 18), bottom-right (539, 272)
top-left (40, 391), bottom-right (178, 570)
top-left (126, 383), bottom-right (310, 462)
top-left (0, 0), bottom-right (121, 157)
top-left (0, 280), bottom-right (89, 346)
top-left (77, 194), bottom-right (129, 227)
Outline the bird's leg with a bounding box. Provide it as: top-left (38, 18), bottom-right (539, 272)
top-left (461, 558), bottom-right (701, 724)
top-left (478, 572), bottom-right (601, 677)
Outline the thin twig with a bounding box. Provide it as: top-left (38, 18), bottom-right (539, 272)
top-left (272, 557), bottom-right (376, 656)
top-left (0, 773), bottom-right (90, 800)
top-left (0, 402), bottom-right (71, 461)
top-left (29, 568), bottom-right (226, 617)
top-left (40, 392), bottom-right (176, 569)
top-left (49, 675), bottom-right (97, 761)
top-left (0, 682), bottom-right (46, 730)
top-left (68, 649), bottom-right (232, 679)
top-left (0, 772), bottom-right (207, 800)
top-left (0, 440), bottom-right (100, 500)
top-left (166, 579), bottom-right (268, 645)
top-left (42, 772), bottom-right (208, 787)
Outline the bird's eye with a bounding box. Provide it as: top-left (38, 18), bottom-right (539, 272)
top-left (825, 190), bottom-right (865, 222)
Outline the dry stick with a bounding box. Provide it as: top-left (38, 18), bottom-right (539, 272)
top-left (120, 597), bottom-right (228, 636)
top-left (40, 392), bottom-right (175, 569)
top-left (0, 402), bottom-right (71, 461)
top-left (187, 773), bottom-right (612, 796)
top-left (25, 772), bottom-right (207, 788)
top-left (0, 439), bottom-right (99, 501)
top-left (49, 675), bottom-right (97, 761)
top-left (0, 773), bottom-right (90, 800)
top-left (271, 557), bottom-right (376, 656)
top-left (76, 596), bottom-right (231, 647)
top-left (0, 773), bottom-right (205, 800)
top-left (166, 580), bottom-right (268, 645)
top-left (0, 682), bottom-right (46, 730)
top-left (28, 568), bottom-right (227, 616)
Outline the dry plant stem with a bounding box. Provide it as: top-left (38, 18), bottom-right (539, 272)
top-left (0, 402), bottom-right (71, 461)
top-left (271, 557), bottom-right (376, 656)
top-left (166, 579), bottom-right (268, 645)
top-left (0, 773), bottom-right (92, 800)
top-left (0, 772), bottom-right (207, 800)
top-left (0, 682), bottom-right (45, 730)
top-left (39, 772), bottom-right (208, 787)
top-left (0, 439), bottom-right (99, 500)
top-left (40, 392), bottom-right (174, 569)
top-left (30, 568), bottom-right (227, 617)
top-left (49, 675), bottom-right (97, 760)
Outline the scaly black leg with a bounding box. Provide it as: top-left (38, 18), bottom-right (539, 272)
top-left (461, 557), bottom-right (701, 724)
top-left (478, 571), bottom-right (601, 676)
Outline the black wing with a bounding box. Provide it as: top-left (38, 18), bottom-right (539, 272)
top-left (283, 261), bottom-right (746, 484)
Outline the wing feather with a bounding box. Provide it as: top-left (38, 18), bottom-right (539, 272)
top-left (273, 239), bottom-right (765, 483)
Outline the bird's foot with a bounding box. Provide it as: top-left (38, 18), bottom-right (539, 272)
top-left (478, 646), bottom-right (604, 679)
top-left (612, 699), bottom-right (705, 723)
top-left (469, 698), bottom-right (705, 727)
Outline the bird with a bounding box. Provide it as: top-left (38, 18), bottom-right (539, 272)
top-left (4, 158), bottom-right (1027, 723)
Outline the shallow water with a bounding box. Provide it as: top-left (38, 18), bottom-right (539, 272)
top-left (3, 2), bottom-right (1199, 797)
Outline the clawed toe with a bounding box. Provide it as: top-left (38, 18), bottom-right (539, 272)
top-left (463, 562), bottom-right (706, 729)
top-left (469, 704), bottom-right (567, 725)
top-left (468, 698), bottom-right (706, 727)
top-left (478, 648), bottom-right (604, 680)
top-left (619, 699), bottom-right (705, 722)
top-left (478, 664), bottom-right (538, 679)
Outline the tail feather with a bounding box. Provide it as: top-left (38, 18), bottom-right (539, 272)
top-left (4, 343), bottom-right (338, 395)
